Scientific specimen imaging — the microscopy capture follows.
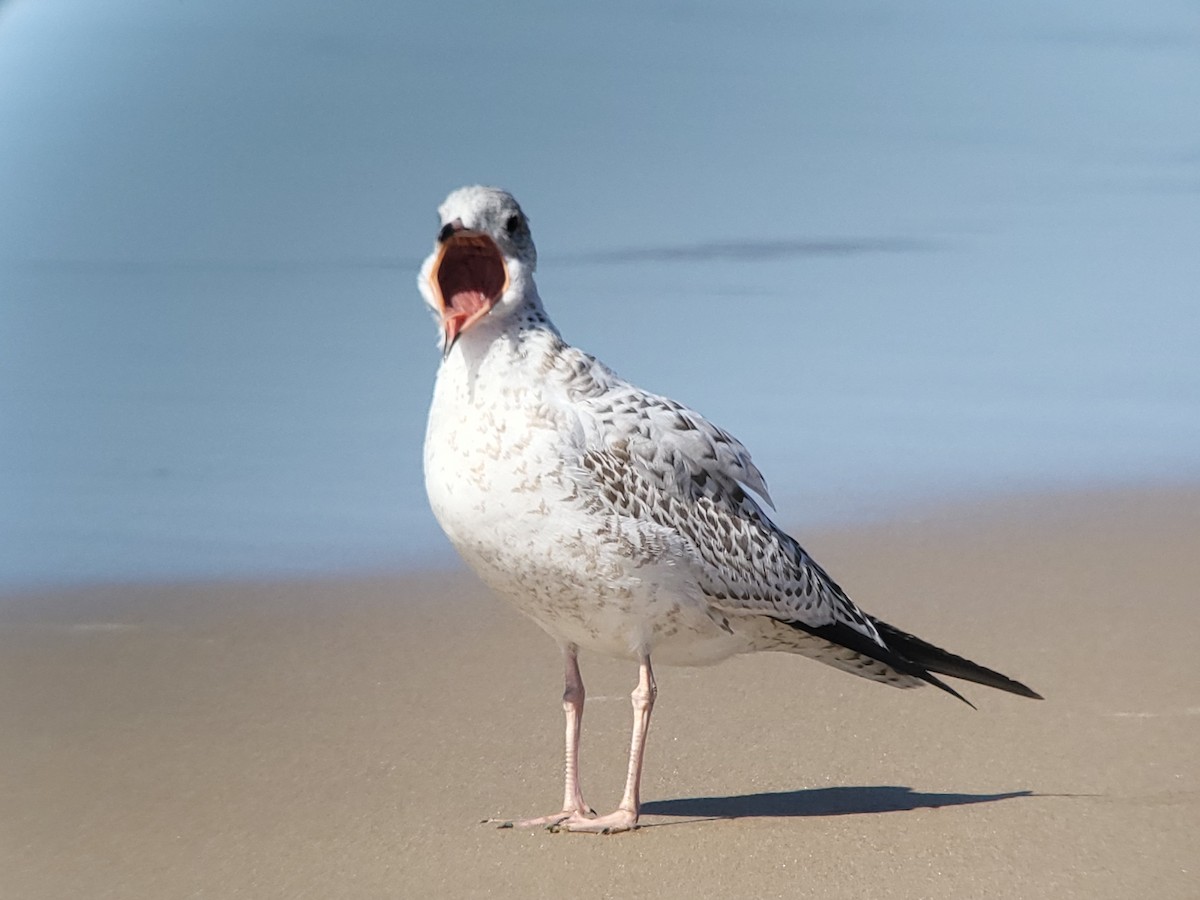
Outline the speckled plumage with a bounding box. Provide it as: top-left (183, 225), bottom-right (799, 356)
top-left (419, 186), bottom-right (1039, 833)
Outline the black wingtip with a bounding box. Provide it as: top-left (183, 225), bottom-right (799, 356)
top-left (787, 619), bottom-right (978, 706)
top-left (924, 671), bottom-right (976, 708)
top-left (869, 617), bottom-right (1043, 701)
top-left (785, 614), bottom-right (1042, 706)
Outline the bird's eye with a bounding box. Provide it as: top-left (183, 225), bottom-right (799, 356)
top-left (505, 214), bottom-right (521, 234)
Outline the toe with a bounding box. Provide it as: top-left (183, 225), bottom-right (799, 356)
top-left (552, 809), bottom-right (638, 834)
top-left (485, 809), bottom-right (581, 829)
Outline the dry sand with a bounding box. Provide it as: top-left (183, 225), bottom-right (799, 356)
top-left (2, 487), bottom-right (1198, 899)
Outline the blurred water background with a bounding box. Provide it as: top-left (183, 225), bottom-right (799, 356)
top-left (1, 0), bottom-right (1198, 589)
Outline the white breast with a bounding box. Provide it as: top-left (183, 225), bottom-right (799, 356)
top-left (423, 327), bottom-right (750, 665)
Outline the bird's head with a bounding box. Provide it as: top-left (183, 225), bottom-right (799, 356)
top-left (419, 185), bottom-right (538, 357)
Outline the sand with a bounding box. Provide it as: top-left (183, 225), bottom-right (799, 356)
top-left (2, 487), bottom-right (1198, 899)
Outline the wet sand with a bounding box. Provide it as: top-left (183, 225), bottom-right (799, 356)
top-left (2, 487), bottom-right (1198, 899)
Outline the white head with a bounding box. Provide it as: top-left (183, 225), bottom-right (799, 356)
top-left (418, 186), bottom-right (538, 357)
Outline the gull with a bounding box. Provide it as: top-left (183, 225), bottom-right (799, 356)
top-left (420, 186), bottom-right (1041, 834)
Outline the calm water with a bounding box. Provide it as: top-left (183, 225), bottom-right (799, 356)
top-left (2, 0), bottom-right (1198, 589)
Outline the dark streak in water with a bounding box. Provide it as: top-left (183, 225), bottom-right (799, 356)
top-left (555, 236), bottom-right (937, 266)
top-left (2, 239), bottom-right (935, 275)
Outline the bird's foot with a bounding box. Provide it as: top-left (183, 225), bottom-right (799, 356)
top-left (547, 808), bottom-right (639, 835)
top-left (485, 805), bottom-right (595, 830)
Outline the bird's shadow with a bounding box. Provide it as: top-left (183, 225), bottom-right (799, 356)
top-left (641, 785), bottom-right (1032, 822)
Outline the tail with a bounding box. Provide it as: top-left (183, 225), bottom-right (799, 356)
top-left (869, 616), bottom-right (1043, 701)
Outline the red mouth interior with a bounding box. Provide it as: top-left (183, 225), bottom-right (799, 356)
top-left (434, 234), bottom-right (507, 328)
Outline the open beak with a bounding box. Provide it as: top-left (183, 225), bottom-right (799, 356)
top-left (429, 219), bottom-right (509, 358)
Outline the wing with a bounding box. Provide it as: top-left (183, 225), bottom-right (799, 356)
top-left (552, 348), bottom-right (1038, 704)
top-left (566, 369), bottom-right (882, 640)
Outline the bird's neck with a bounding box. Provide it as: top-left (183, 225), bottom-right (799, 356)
top-left (441, 289), bottom-right (565, 378)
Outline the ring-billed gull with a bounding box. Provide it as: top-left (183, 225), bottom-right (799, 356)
top-left (420, 185), bottom-right (1041, 834)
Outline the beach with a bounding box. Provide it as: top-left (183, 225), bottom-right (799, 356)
top-left (3, 486), bottom-right (1198, 899)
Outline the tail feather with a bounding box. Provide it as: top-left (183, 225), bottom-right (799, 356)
top-left (870, 617), bottom-right (1043, 700)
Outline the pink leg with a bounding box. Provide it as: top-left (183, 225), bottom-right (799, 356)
top-left (559, 646), bottom-right (589, 814)
top-left (554, 655), bottom-right (656, 834)
top-left (492, 644), bottom-right (594, 828)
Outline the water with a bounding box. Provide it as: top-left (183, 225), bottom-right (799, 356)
top-left (2, 0), bottom-right (1198, 589)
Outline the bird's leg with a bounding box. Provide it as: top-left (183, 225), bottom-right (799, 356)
top-left (559, 644), bottom-right (590, 815)
top-left (491, 643), bottom-right (594, 828)
top-left (555, 655), bottom-right (656, 834)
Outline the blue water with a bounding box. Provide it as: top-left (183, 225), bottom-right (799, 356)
top-left (2, 0), bottom-right (1198, 589)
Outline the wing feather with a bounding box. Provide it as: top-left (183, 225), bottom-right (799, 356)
top-left (548, 346), bottom-right (1040, 702)
top-left (560, 361), bottom-right (879, 642)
